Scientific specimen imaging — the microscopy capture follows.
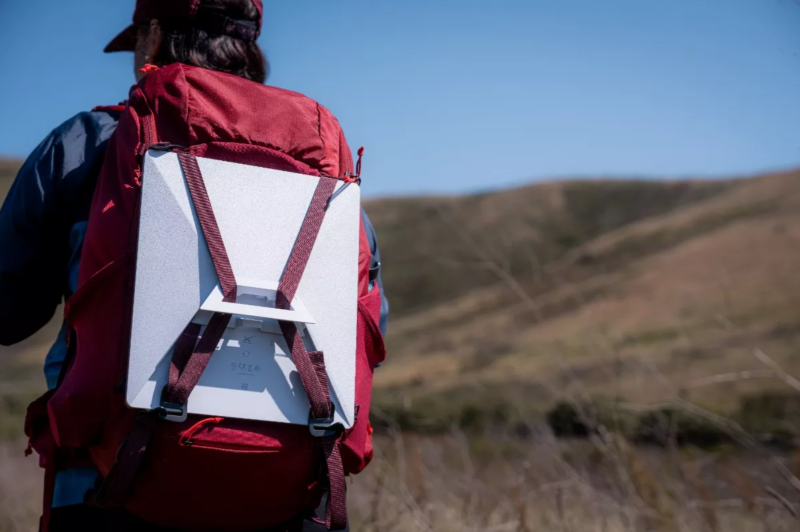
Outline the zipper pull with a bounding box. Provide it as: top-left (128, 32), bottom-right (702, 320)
top-left (344, 146), bottom-right (364, 184)
top-left (139, 64), bottom-right (159, 75)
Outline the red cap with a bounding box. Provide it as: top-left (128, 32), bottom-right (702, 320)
top-left (105, 0), bottom-right (263, 53)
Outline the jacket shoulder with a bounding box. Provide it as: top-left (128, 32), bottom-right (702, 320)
top-left (51, 110), bottom-right (119, 143)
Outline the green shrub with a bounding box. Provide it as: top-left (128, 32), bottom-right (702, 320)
top-left (632, 408), bottom-right (732, 448)
top-left (737, 392), bottom-right (800, 441)
top-left (546, 401), bottom-right (591, 438)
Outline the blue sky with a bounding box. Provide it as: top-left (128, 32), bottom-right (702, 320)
top-left (0, 0), bottom-right (799, 196)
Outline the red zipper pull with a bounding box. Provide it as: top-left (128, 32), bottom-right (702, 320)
top-left (355, 146), bottom-right (364, 179)
top-left (344, 146), bottom-right (364, 184)
top-left (180, 417), bottom-right (224, 446)
top-left (139, 63), bottom-right (159, 75)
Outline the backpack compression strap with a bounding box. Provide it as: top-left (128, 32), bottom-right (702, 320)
top-left (93, 152), bottom-right (347, 530)
top-left (272, 175), bottom-right (347, 530)
top-left (179, 152), bottom-right (238, 303)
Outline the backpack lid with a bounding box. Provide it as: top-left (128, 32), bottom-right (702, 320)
top-left (127, 150), bottom-right (360, 428)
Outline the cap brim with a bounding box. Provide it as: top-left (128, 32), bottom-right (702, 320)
top-left (104, 24), bottom-right (137, 53)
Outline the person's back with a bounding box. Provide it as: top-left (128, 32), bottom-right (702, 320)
top-left (0, 2), bottom-right (388, 530)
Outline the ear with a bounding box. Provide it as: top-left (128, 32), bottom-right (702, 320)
top-left (144, 19), bottom-right (163, 63)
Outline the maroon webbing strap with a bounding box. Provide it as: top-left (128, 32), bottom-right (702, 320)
top-left (167, 322), bottom-right (202, 392)
top-left (275, 176), bottom-right (337, 310)
top-left (178, 152), bottom-right (238, 303)
top-left (279, 323), bottom-right (331, 419)
top-left (322, 438), bottom-right (347, 529)
top-left (309, 351), bottom-right (347, 530)
top-left (162, 312), bottom-right (232, 406)
top-left (274, 176), bottom-right (347, 530)
top-left (40, 455), bottom-right (56, 531)
top-left (309, 350), bottom-right (329, 392)
top-left (275, 176), bottom-right (337, 420)
top-left (159, 153), bottom-right (238, 405)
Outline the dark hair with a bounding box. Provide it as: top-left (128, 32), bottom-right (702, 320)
top-left (148, 0), bottom-right (268, 83)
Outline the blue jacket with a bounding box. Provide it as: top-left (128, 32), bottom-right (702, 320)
top-left (0, 110), bottom-right (388, 510)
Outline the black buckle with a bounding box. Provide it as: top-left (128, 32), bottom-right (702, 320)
top-left (157, 401), bottom-right (188, 423)
top-left (369, 261), bottom-right (381, 283)
top-left (309, 411), bottom-right (344, 438)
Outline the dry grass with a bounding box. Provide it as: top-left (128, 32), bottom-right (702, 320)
top-left (4, 431), bottom-right (800, 532)
top-left (342, 432), bottom-right (800, 532)
top-left (0, 440), bottom-right (43, 532)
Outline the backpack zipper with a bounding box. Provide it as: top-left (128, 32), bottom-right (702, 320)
top-left (178, 417), bottom-right (284, 453)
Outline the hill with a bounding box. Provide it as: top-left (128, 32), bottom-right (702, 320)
top-left (365, 169), bottom-right (800, 426)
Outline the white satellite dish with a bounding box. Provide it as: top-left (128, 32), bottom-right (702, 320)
top-left (126, 151), bottom-right (360, 428)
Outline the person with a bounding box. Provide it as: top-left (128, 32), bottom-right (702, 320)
top-left (0, 1), bottom-right (388, 530)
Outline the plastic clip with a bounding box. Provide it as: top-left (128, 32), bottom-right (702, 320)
top-left (308, 411), bottom-right (344, 438)
top-left (158, 401), bottom-right (188, 423)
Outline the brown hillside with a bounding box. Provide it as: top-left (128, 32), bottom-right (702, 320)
top-left (366, 179), bottom-right (733, 316)
top-left (368, 169), bottom-right (800, 421)
top-left (0, 159), bottom-right (21, 201)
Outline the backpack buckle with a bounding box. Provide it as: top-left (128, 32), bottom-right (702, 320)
top-left (308, 411), bottom-right (344, 438)
top-left (158, 401), bottom-right (188, 423)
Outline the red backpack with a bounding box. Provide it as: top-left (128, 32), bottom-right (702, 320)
top-left (28, 63), bottom-right (386, 531)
